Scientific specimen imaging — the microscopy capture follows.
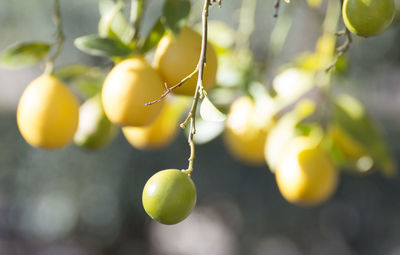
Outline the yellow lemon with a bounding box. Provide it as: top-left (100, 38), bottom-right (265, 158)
top-left (275, 137), bottom-right (338, 206)
top-left (17, 75), bottom-right (79, 149)
top-left (224, 96), bottom-right (274, 166)
top-left (122, 97), bottom-right (189, 150)
top-left (153, 27), bottom-right (218, 96)
top-left (102, 56), bottom-right (165, 127)
top-left (342, 0), bottom-right (395, 37)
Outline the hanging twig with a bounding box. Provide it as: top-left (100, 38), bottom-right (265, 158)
top-left (326, 0), bottom-right (352, 71)
top-left (326, 30), bottom-right (352, 72)
top-left (44, 0), bottom-right (65, 74)
top-left (182, 0), bottom-right (214, 176)
top-left (273, 0), bottom-right (281, 18)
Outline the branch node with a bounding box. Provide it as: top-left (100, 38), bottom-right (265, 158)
top-left (273, 0), bottom-right (281, 18)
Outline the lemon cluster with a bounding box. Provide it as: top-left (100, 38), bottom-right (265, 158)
top-left (17, 27), bottom-right (218, 152)
top-left (222, 69), bottom-right (351, 207)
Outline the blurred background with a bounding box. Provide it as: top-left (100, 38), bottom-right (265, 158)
top-left (1, 0), bottom-right (400, 254)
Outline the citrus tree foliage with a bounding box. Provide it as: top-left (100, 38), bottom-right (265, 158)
top-left (1, 0), bottom-right (398, 224)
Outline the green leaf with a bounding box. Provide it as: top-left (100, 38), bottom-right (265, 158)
top-left (162, 0), bottom-right (191, 36)
top-left (140, 19), bottom-right (166, 53)
top-left (185, 117), bottom-right (225, 145)
top-left (200, 95), bottom-right (226, 122)
top-left (55, 64), bottom-right (105, 99)
top-left (0, 42), bottom-right (51, 69)
top-left (332, 94), bottom-right (397, 177)
top-left (74, 35), bottom-right (132, 58)
top-left (98, 0), bottom-right (134, 44)
top-left (73, 79), bottom-right (103, 99)
top-left (98, 2), bottom-right (124, 38)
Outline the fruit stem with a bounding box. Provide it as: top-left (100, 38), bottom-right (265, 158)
top-left (44, 0), bottom-right (65, 75)
top-left (182, 0), bottom-right (214, 175)
top-left (325, 0), bottom-right (352, 72)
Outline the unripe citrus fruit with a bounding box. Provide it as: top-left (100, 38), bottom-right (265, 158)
top-left (328, 125), bottom-right (366, 160)
top-left (275, 137), bottom-right (338, 206)
top-left (342, 0), bottom-right (395, 37)
top-left (154, 27), bottom-right (218, 96)
top-left (224, 96), bottom-right (274, 165)
top-left (74, 95), bottom-right (116, 149)
top-left (142, 169), bottom-right (197, 225)
top-left (17, 75), bottom-right (79, 149)
top-left (122, 97), bottom-right (189, 150)
top-left (102, 56), bottom-right (165, 127)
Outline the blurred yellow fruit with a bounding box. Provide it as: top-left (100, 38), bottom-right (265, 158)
top-left (102, 56), bottom-right (165, 127)
top-left (17, 75), bottom-right (79, 149)
top-left (275, 137), bottom-right (338, 206)
top-left (342, 0), bottom-right (395, 37)
top-left (122, 97), bottom-right (189, 150)
top-left (74, 95), bottom-right (116, 150)
top-left (264, 99), bottom-right (316, 172)
top-left (154, 27), bottom-right (218, 96)
top-left (224, 96), bottom-right (274, 165)
top-left (272, 68), bottom-right (314, 102)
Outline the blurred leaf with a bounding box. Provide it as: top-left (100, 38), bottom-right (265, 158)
top-left (55, 64), bottom-right (102, 81)
top-left (140, 18), bottom-right (166, 53)
top-left (55, 64), bottom-right (105, 99)
top-left (74, 79), bottom-right (103, 99)
top-left (162, 0), bottom-right (191, 36)
top-left (332, 94), bottom-right (397, 177)
top-left (74, 35), bottom-right (132, 57)
top-left (185, 117), bottom-right (225, 145)
top-left (98, 2), bottom-right (123, 37)
top-left (0, 42), bottom-right (51, 69)
top-left (200, 95), bottom-right (226, 122)
top-left (98, 0), bottom-right (134, 45)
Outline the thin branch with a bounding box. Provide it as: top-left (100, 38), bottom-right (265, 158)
top-left (182, 0), bottom-right (212, 176)
top-left (326, 0), bottom-right (351, 72)
top-left (44, 0), bottom-right (65, 75)
top-left (145, 68), bottom-right (199, 106)
top-left (326, 26), bottom-right (352, 72)
top-left (273, 0), bottom-right (280, 18)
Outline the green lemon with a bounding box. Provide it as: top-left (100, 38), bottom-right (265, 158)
top-left (342, 0), bottom-right (395, 37)
top-left (142, 169), bottom-right (197, 225)
top-left (74, 95), bottom-right (117, 150)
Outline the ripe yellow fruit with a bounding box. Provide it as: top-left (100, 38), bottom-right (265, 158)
top-left (142, 169), bottom-right (197, 225)
top-left (342, 0), bottom-right (395, 37)
top-left (122, 97), bottom-right (189, 150)
top-left (224, 96), bottom-right (274, 166)
top-left (102, 56), bottom-right (165, 127)
top-left (17, 75), bottom-right (79, 149)
top-left (154, 27), bottom-right (218, 96)
top-left (275, 137), bottom-right (338, 206)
